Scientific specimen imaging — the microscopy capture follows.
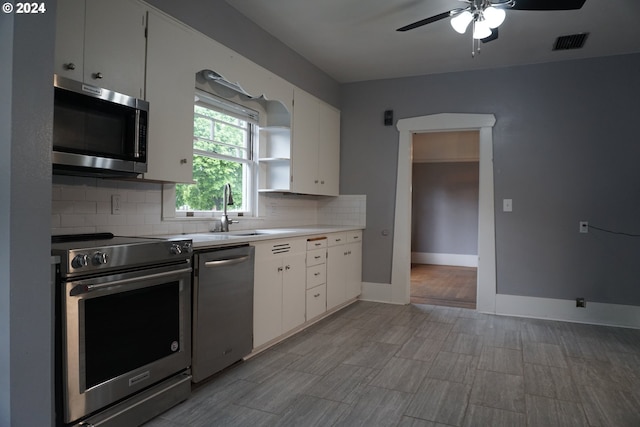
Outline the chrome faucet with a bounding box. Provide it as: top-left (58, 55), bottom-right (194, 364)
top-left (220, 183), bottom-right (236, 232)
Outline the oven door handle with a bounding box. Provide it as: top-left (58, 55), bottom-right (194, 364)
top-left (69, 267), bottom-right (192, 296)
top-left (203, 255), bottom-right (250, 268)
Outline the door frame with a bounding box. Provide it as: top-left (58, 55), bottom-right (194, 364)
top-left (392, 113), bottom-right (497, 312)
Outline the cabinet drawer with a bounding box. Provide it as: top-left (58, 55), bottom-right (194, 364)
top-left (252, 238), bottom-right (306, 259)
top-left (306, 238), bottom-right (327, 251)
top-left (347, 230), bottom-right (362, 243)
top-left (327, 232), bottom-right (347, 247)
top-left (306, 264), bottom-right (326, 289)
top-left (306, 248), bottom-right (326, 266)
top-left (306, 284), bottom-right (326, 320)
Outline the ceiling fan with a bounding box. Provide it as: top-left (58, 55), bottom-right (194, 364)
top-left (397, 0), bottom-right (586, 49)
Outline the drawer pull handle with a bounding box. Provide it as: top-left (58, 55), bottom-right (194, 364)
top-left (314, 272), bottom-right (320, 276)
top-left (314, 255), bottom-right (321, 259)
top-left (314, 293), bottom-right (320, 298)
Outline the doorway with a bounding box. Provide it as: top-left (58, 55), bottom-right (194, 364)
top-left (391, 113), bottom-right (496, 313)
top-left (410, 131), bottom-right (479, 309)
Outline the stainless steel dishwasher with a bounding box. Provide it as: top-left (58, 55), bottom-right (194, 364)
top-left (192, 244), bottom-right (255, 383)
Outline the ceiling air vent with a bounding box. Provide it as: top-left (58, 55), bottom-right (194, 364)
top-left (553, 33), bottom-right (589, 51)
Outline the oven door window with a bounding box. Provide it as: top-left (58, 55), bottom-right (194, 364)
top-left (82, 281), bottom-right (180, 389)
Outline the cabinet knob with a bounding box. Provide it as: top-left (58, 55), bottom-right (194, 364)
top-left (314, 293), bottom-right (320, 298)
top-left (92, 72), bottom-right (103, 80)
top-left (277, 266), bottom-right (283, 272)
top-left (314, 272), bottom-right (320, 276)
top-left (64, 62), bottom-right (76, 70)
top-left (314, 180), bottom-right (319, 184)
top-left (285, 265), bottom-right (291, 270)
top-left (180, 158), bottom-right (188, 164)
top-left (321, 180), bottom-right (325, 184)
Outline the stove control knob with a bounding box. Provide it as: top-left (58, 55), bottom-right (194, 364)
top-left (93, 252), bottom-right (109, 265)
top-left (71, 254), bottom-right (89, 269)
top-left (182, 242), bottom-right (192, 253)
top-left (170, 244), bottom-right (182, 255)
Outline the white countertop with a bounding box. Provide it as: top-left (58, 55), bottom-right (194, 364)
top-left (155, 225), bottom-right (364, 250)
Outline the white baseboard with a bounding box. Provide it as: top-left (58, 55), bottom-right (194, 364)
top-left (411, 252), bottom-right (478, 267)
top-left (362, 281), bottom-right (640, 330)
top-left (494, 294), bottom-right (640, 329)
top-left (360, 281), bottom-right (396, 304)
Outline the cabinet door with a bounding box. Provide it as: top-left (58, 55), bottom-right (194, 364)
top-left (317, 104), bottom-right (340, 196)
top-left (143, 11), bottom-right (195, 183)
top-left (54, 0), bottom-right (85, 81)
top-left (326, 245), bottom-right (348, 310)
top-left (282, 252), bottom-right (306, 333)
top-left (291, 89), bottom-right (341, 196)
top-left (291, 89), bottom-right (319, 194)
top-left (84, 0), bottom-right (147, 98)
top-left (253, 257), bottom-right (283, 348)
top-left (346, 242), bottom-right (362, 300)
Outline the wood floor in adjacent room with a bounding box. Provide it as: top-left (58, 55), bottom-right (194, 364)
top-left (411, 264), bottom-right (477, 309)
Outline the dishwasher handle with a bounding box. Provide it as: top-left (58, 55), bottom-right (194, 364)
top-left (203, 255), bottom-right (250, 268)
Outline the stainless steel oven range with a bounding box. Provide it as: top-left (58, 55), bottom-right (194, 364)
top-left (52, 233), bottom-right (193, 426)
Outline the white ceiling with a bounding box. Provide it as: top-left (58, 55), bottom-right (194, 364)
top-left (224, 0), bottom-right (640, 83)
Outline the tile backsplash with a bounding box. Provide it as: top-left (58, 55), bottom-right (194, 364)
top-left (51, 175), bottom-right (366, 236)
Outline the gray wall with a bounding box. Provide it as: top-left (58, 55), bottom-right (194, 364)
top-left (145, 0), bottom-right (340, 107)
top-left (412, 162), bottom-right (479, 256)
top-left (341, 53), bottom-right (640, 306)
top-left (0, 4), bottom-right (56, 426)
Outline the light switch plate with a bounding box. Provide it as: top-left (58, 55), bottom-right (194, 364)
top-left (503, 199), bottom-right (513, 212)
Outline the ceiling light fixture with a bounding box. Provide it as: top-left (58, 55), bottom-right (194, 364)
top-left (449, 0), bottom-right (512, 56)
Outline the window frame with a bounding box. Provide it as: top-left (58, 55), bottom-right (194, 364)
top-left (174, 89), bottom-right (259, 217)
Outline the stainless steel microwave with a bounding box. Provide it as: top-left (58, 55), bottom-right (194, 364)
top-left (52, 75), bottom-right (149, 177)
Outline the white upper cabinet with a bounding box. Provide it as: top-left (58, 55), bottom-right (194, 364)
top-left (54, 0), bottom-right (84, 82)
top-left (143, 10), bottom-right (196, 183)
top-left (55, 0), bottom-right (147, 99)
top-left (291, 89), bottom-right (340, 196)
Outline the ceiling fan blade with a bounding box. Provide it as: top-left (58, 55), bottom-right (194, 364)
top-left (510, 0), bottom-right (586, 11)
top-left (396, 11), bottom-right (453, 32)
top-left (481, 28), bottom-right (499, 43)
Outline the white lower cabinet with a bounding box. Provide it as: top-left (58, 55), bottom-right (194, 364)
top-left (306, 285), bottom-right (327, 320)
top-left (305, 238), bottom-right (327, 321)
top-left (327, 231), bottom-right (363, 310)
top-left (253, 239), bottom-right (306, 348)
top-left (252, 230), bottom-right (362, 350)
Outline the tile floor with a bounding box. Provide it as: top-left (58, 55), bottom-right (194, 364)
top-left (145, 301), bottom-right (640, 427)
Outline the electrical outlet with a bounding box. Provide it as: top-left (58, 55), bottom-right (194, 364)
top-left (503, 199), bottom-right (513, 212)
top-left (111, 194), bottom-right (122, 215)
top-left (579, 221), bottom-right (588, 233)
top-left (576, 297), bottom-right (586, 308)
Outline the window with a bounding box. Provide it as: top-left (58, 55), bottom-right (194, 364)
top-left (176, 90), bottom-right (257, 214)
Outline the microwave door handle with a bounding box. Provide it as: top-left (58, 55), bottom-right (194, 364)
top-left (69, 267), bottom-right (192, 296)
top-left (134, 109), bottom-right (141, 158)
